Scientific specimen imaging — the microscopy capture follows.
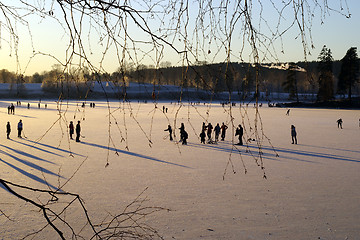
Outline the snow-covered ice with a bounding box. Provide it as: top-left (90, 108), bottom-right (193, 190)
top-left (0, 100), bottom-right (359, 239)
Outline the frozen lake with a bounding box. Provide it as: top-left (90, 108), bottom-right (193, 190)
top-left (0, 100), bottom-right (359, 239)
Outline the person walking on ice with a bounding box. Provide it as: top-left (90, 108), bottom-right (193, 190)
top-left (17, 120), bottom-right (23, 138)
top-left (214, 123), bottom-right (221, 142)
top-left (179, 123), bottom-right (188, 145)
top-left (337, 118), bottom-right (343, 129)
top-left (206, 123), bottom-right (213, 143)
top-left (76, 121), bottom-right (81, 142)
top-left (164, 124), bottom-right (173, 141)
top-left (291, 125), bottom-right (297, 144)
top-left (6, 122), bottom-right (11, 139)
top-left (69, 121), bottom-right (74, 140)
top-left (200, 130), bottom-right (206, 144)
top-left (235, 124), bottom-right (244, 145)
top-left (220, 122), bottom-right (228, 141)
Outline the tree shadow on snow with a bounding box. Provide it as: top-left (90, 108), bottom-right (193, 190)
top-left (81, 141), bottom-right (192, 169)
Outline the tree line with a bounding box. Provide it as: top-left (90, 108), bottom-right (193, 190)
top-left (1, 47), bottom-right (358, 101)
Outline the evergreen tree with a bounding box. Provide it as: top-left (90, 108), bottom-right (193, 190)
top-left (317, 45), bottom-right (334, 101)
top-left (282, 63), bottom-right (299, 102)
top-left (337, 47), bottom-right (360, 101)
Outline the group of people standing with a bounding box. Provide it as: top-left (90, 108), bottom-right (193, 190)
top-left (200, 122), bottom-right (228, 144)
top-left (68, 121), bottom-right (82, 142)
top-left (5, 119), bottom-right (81, 141)
top-left (4, 100), bottom-right (82, 142)
top-left (164, 122), bottom-right (246, 145)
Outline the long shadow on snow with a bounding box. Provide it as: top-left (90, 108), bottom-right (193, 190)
top-left (193, 141), bottom-right (360, 163)
top-left (187, 142), bottom-right (317, 164)
top-left (247, 144), bottom-right (360, 163)
top-left (10, 139), bottom-right (63, 157)
top-left (0, 144), bottom-right (57, 165)
top-left (299, 143), bottom-right (360, 155)
top-left (81, 141), bottom-right (192, 169)
top-left (0, 149), bottom-right (63, 178)
top-left (0, 158), bottom-right (62, 191)
top-left (24, 139), bottom-right (85, 157)
top-left (0, 110), bottom-right (38, 119)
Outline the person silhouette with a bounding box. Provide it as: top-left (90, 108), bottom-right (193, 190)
top-left (200, 130), bottom-right (206, 144)
top-left (291, 125), bottom-right (297, 144)
top-left (17, 120), bottom-right (23, 138)
top-left (235, 124), bottom-right (243, 145)
top-left (69, 121), bottom-right (74, 140)
top-left (76, 121), bottom-right (81, 142)
top-left (164, 125), bottom-right (173, 141)
top-left (214, 123), bottom-right (221, 142)
top-left (220, 122), bottom-right (228, 141)
top-left (6, 122), bottom-right (11, 139)
top-left (337, 118), bottom-right (343, 129)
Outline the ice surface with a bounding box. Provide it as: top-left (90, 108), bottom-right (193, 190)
top-left (0, 100), bottom-right (359, 239)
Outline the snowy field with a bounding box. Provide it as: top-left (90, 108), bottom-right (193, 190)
top-left (0, 100), bottom-right (359, 239)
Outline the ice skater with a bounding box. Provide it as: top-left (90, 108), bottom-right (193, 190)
top-left (206, 123), bottom-right (213, 143)
top-left (220, 122), bottom-right (228, 141)
top-left (214, 123), bottom-right (221, 142)
top-left (6, 122), bottom-right (11, 139)
top-left (17, 120), bottom-right (23, 138)
top-left (200, 130), bottom-right (206, 144)
top-left (337, 118), bottom-right (343, 129)
top-left (164, 124), bottom-right (173, 141)
top-left (291, 125), bottom-right (297, 144)
top-left (11, 104), bottom-right (15, 114)
top-left (179, 123), bottom-right (188, 145)
top-left (76, 121), bottom-right (81, 142)
top-left (69, 121), bottom-right (74, 140)
top-left (235, 124), bottom-right (243, 145)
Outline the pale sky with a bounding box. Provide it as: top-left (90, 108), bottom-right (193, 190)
top-left (0, 0), bottom-right (359, 75)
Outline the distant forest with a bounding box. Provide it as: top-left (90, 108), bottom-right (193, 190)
top-left (0, 60), bottom-right (359, 101)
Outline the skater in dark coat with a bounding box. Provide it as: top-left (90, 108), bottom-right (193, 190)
top-left (337, 118), bottom-right (343, 129)
top-left (200, 130), bottom-right (206, 144)
top-left (76, 121), bottom-right (81, 142)
top-left (69, 121), bottom-right (74, 140)
top-left (214, 123), bottom-right (221, 142)
top-left (179, 123), bottom-right (185, 143)
top-left (235, 124), bottom-right (243, 145)
top-left (179, 123), bottom-right (188, 145)
top-left (164, 125), bottom-right (173, 141)
top-left (206, 123), bottom-right (213, 143)
top-left (17, 120), bottom-right (23, 138)
top-left (6, 122), bottom-right (11, 139)
top-left (11, 104), bottom-right (15, 114)
top-left (182, 130), bottom-right (188, 145)
top-left (291, 125), bottom-right (297, 144)
top-left (220, 122), bottom-right (228, 141)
